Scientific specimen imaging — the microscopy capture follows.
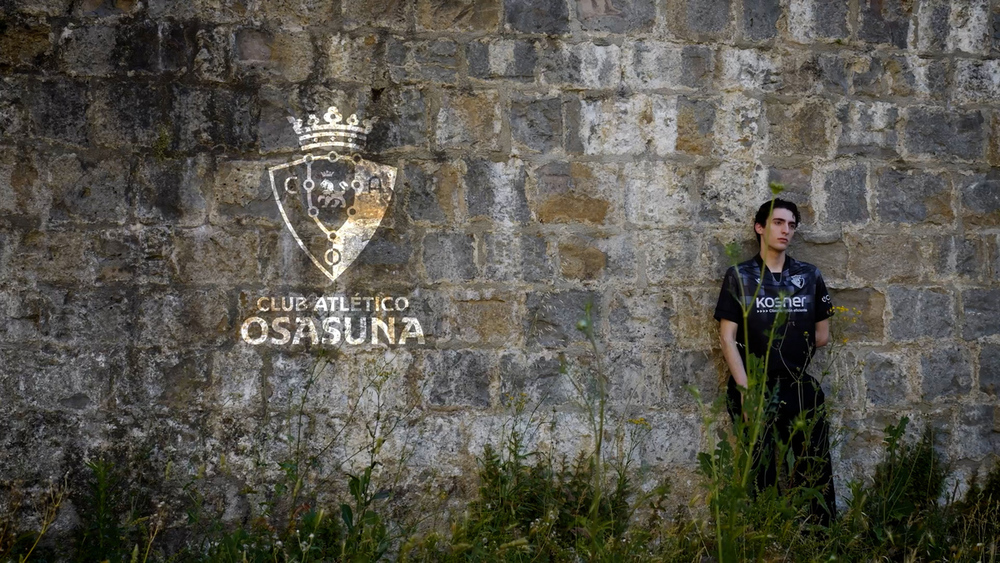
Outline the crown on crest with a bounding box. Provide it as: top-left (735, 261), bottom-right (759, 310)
top-left (287, 106), bottom-right (375, 152)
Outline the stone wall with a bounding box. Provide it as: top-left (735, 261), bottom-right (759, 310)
top-left (1, 0), bottom-right (1000, 518)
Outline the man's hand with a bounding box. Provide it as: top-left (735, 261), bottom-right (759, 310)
top-left (719, 319), bottom-right (750, 422)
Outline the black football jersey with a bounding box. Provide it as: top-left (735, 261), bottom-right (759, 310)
top-left (714, 255), bottom-right (834, 381)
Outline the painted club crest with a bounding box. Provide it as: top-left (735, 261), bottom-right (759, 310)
top-left (269, 106), bottom-right (396, 282)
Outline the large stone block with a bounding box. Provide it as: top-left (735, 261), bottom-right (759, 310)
top-left (481, 231), bottom-right (552, 282)
top-left (822, 164), bottom-right (869, 225)
top-left (89, 81), bottom-right (170, 149)
top-left (452, 292), bottom-right (522, 346)
top-left (875, 168), bottom-right (951, 224)
top-left (9, 230), bottom-right (102, 285)
top-left (367, 87), bottom-right (429, 151)
top-left (980, 343), bottom-right (1000, 396)
top-left (58, 24), bottom-right (115, 76)
top-left (576, 0), bottom-right (656, 33)
top-left (700, 161), bottom-right (769, 225)
top-left (959, 170), bottom-right (1000, 226)
top-left (666, 349), bottom-right (718, 404)
top-left (914, 0), bottom-right (950, 52)
top-left (622, 40), bottom-right (683, 90)
top-left (422, 231), bottom-right (475, 281)
top-left (342, 0), bottom-right (412, 30)
top-left (946, 0), bottom-right (990, 55)
top-left (417, 0), bottom-right (501, 31)
top-left (887, 286), bottom-right (955, 340)
top-left (0, 346), bottom-right (127, 412)
top-left (539, 42), bottom-right (622, 89)
top-left (138, 288), bottom-right (232, 350)
top-left (192, 25), bottom-right (231, 82)
top-left (28, 79), bottom-right (88, 145)
top-left (921, 346), bottom-right (973, 399)
top-left (859, 0), bottom-right (910, 48)
top-left (209, 159), bottom-right (281, 227)
top-left (672, 0), bottom-right (732, 38)
top-left (388, 38), bottom-right (461, 84)
top-left (642, 230), bottom-right (703, 285)
top-left (719, 48), bottom-right (778, 92)
top-left (510, 95), bottom-right (561, 153)
top-left (570, 95), bottom-right (676, 156)
top-left (623, 161), bottom-right (693, 227)
top-left (505, 0), bottom-right (569, 34)
top-left (676, 96), bottom-right (715, 155)
top-left (830, 288), bottom-right (885, 343)
top-left (423, 350), bottom-right (492, 407)
top-left (524, 290), bottom-right (600, 347)
top-left (323, 33), bottom-right (380, 84)
top-left (904, 107), bottom-right (986, 161)
top-left (778, 52), bottom-right (850, 96)
top-left (962, 289), bottom-right (1000, 339)
top-left (44, 153), bottom-right (130, 226)
top-left (400, 160), bottom-right (461, 225)
top-left (954, 59), bottom-right (1000, 104)
top-left (670, 287), bottom-right (719, 349)
top-left (233, 27), bottom-right (313, 83)
top-left (464, 158), bottom-right (529, 225)
top-left (499, 351), bottom-right (573, 405)
top-left (849, 234), bottom-right (925, 282)
top-left (174, 227), bottom-right (261, 284)
top-left (0, 149), bottom-right (47, 225)
top-left (766, 100), bottom-right (832, 158)
top-left (433, 90), bottom-right (502, 151)
top-left (558, 238), bottom-right (607, 281)
top-left (0, 17), bottom-right (53, 69)
top-left (712, 94), bottom-right (765, 160)
top-left (788, 0), bottom-right (849, 41)
top-left (933, 235), bottom-right (992, 281)
top-left (607, 291), bottom-right (673, 344)
top-left (0, 78), bottom-right (27, 142)
top-left (856, 348), bottom-right (908, 406)
top-left (743, 0), bottom-right (779, 41)
top-left (836, 101), bottom-right (899, 157)
top-left (111, 19), bottom-right (159, 73)
top-left (532, 161), bottom-right (620, 225)
top-left (171, 85), bottom-right (260, 153)
top-left (468, 39), bottom-right (536, 81)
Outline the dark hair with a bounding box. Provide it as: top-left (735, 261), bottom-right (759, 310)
top-left (754, 199), bottom-right (801, 244)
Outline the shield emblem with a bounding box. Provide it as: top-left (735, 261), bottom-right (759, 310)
top-left (790, 274), bottom-right (804, 289)
top-left (269, 152), bottom-right (397, 282)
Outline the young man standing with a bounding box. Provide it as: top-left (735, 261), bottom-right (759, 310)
top-left (713, 198), bottom-right (837, 525)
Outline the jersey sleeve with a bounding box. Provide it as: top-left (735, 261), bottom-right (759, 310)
top-left (714, 266), bottom-right (744, 324)
top-left (815, 271), bottom-right (834, 322)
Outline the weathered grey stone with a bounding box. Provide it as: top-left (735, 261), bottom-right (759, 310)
top-left (859, 349), bottom-right (908, 406)
top-left (914, 0), bottom-right (950, 52)
top-left (0, 78), bottom-right (27, 141)
top-left (963, 289), bottom-right (1000, 339)
top-left (608, 291), bottom-right (672, 343)
top-left (539, 42), bottom-right (621, 89)
top-left (58, 25), bottom-right (115, 76)
top-left (933, 236), bottom-right (991, 281)
top-left (192, 25), bottom-right (230, 82)
top-left (481, 232), bottom-right (552, 282)
top-left (676, 96), bottom-right (715, 155)
top-left (830, 288), bottom-right (886, 343)
top-left (45, 154), bottom-right (130, 226)
top-left (0, 17), bottom-right (53, 69)
top-left (980, 343), bottom-right (1000, 396)
top-left (29, 80), bottom-right (88, 144)
top-left (401, 161), bottom-right (453, 224)
top-left (951, 405), bottom-right (1000, 460)
top-left (814, 0), bottom-right (849, 39)
top-left (417, 0), bottom-right (501, 31)
top-left (622, 40), bottom-right (682, 90)
top-left (511, 96), bottom-right (561, 153)
top-left (323, 33), bottom-right (380, 84)
top-left (139, 289), bottom-right (232, 350)
top-left (571, 95), bottom-right (676, 156)
top-left (111, 19), bottom-right (159, 73)
top-left (171, 85), bottom-right (260, 152)
top-left (888, 286), bottom-right (955, 340)
top-left (174, 227), bottom-right (260, 284)
top-left (499, 352), bottom-right (572, 405)
top-left (388, 38), bottom-right (460, 83)
top-left (743, 0), bottom-right (779, 41)
top-left (524, 290), bottom-right (600, 347)
top-left (680, 0), bottom-right (731, 36)
top-left (953, 59), bottom-right (1000, 104)
top-left (720, 48), bottom-right (778, 92)
top-left (434, 90), bottom-right (501, 151)
top-left (823, 164), bottom-right (869, 224)
top-left (681, 45), bottom-right (716, 89)
top-left (469, 39), bottom-right (536, 81)
top-left (233, 28), bottom-right (313, 83)
top-left (766, 100), bottom-right (832, 158)
top-left (424, 350), bottom-right (492, 407)
top-left (505, 0), bottom-right (569, 34)
top-left (946, 0), bottom-right (991, 55)
top-left (422, 232), bottom-right (475, 281)
top-left (343, 0), bottom-right (411, 30)
top-left (859, 0), bottom-right (910, 48)
top-left (623, 161), bottom-right (693, 227)
top-left (577, 0), bottom-right (656, 33)
top-left (465, 158), bottom-right (529, 225)
top-left (921, 346), bottom-right (972, 399)
top-left (875, 169), bottom-right (951, 224)
top-left (837, 101), bottom-right (899, 157)
top-left (767, 167), bottom-right (814, 222)
top-left (89, 81), bottom-right (170, 148)
top-left (368, 87), bottom-right (429, 151)
top-left (642, 230), bottom-right (702, 285)
top-left (666, 350), bottom-right (717, 403)
top-left (905, 107), bottom-right (986, 161)
top-left (959, 171), bottom-right (1000, 226)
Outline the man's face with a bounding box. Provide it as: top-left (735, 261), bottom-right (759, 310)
top-left (755, 207), bottom-right (797, 253)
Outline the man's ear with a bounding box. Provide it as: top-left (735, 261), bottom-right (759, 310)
top-left (754, 223), bottom-right (765, 236)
